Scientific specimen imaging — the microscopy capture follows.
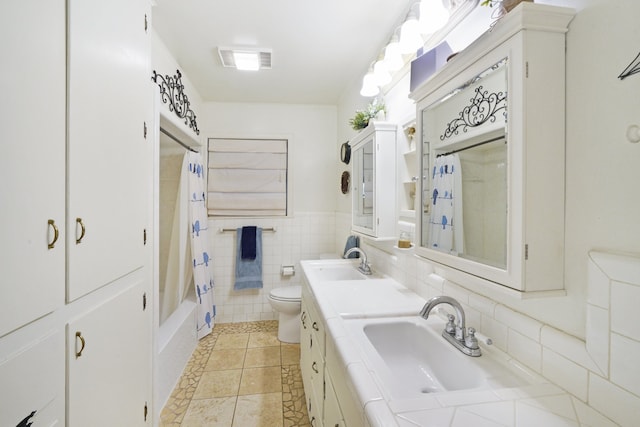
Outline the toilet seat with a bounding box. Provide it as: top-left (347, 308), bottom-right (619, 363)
top-left (269, 285), bottom-right (301, 302)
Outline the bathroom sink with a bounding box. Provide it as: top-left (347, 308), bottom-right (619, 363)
top-left (311, 264), bottom-right (369, 281)
top-left (302, 260), bottom-right (383, 282)
top-left (344, 316), bottom-right (535, 400)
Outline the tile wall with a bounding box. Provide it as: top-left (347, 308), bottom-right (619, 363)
top-left (209, 212), bottom-right (337, 323)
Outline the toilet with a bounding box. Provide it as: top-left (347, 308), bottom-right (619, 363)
top-left (268, 285), bottom-right (302, 343)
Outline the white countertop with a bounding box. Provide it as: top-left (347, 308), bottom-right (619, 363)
top-left (301, 259), bottom-right (608, 427)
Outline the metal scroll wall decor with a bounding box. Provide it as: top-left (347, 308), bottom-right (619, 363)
top-left (618, 51), bottom-right (640, 80)
top-left (440, 85), bottom-right (506, 141)
top-left (151, 69), bottom-right (200, 135)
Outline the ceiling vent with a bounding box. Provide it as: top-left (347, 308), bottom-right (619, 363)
top-left (217, 47), bottom-right (272, 70)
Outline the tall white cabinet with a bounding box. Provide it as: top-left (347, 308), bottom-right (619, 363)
top-left (0, 1), bottom-right (153, 426)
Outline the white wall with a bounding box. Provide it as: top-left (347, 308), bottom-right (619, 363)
top-left (200, 102), bottom-right (339, 322)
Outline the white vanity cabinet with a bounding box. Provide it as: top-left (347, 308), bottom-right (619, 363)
top-left (0, 0), bottom-right (153, 425)
top-left (411, 4), bottom-right (574, 293)
top-left (300, 285), bottom-right (325, 426)
top-left (351, 122), bottom-right (397, 240)
top-left (301, 280), bottom-right (360, 426)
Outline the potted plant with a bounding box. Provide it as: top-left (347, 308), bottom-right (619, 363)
top-left (480, 0), bottom-right (532, 13)
top-left (349, 99), bottom-right (386, 131)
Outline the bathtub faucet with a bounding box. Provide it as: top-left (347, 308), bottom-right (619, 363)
top-left (343, 247), bottom-right (372, 275)
top-left (420, 295), bottom-right (481, 357)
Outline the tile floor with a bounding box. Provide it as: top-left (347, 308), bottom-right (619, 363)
top-left (160, 320), bottom-right (311, 427)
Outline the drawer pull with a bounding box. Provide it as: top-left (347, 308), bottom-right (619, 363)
top-left (75, 217), bottom-right (86, 244)
top-left (312, 321), bottom-right (319, 331)
top-left (312, 361), bottom-right (319, 374)
top-left (310, 416), bottom-right (316, 427)
top-left (47, 219), bottom-right (59, 249)
top-left (75, 331), bottom-right (86, 358)
top-left (301, 311), bottom-right (307, 329)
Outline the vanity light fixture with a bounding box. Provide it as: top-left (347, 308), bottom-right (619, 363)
top-left (358, 0), bottom-right (478, 98)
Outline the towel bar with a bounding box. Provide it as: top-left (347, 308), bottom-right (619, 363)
top-left (218, 227), bottom-right (277, 233)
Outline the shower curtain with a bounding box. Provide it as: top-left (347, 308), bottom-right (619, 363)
top-left (161, 152), bottom-right (215, 339)
top-left (187, 151), bottom-right (216, 339)
top-left (428, 154), bottom-right (464, 254)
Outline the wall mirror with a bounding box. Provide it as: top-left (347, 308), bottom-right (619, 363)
top-left (420, 59), bottom-right (508, 270)
top-left (352, 139), bottom-right (374, 232)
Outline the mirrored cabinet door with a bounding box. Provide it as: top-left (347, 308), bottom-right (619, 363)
top-left (350, 122), bottom-right (397, 240)
top-left (411, 4), bottom-right (574, 293)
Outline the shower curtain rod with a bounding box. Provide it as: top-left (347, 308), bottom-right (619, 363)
top-left (436, 135), bottom-right (505, 157)
top-left (160, 127), bottom-right (198, 153)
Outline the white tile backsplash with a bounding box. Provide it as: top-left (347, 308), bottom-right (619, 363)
top-left (609, 332), bottom-right (640, 397)
top-left (495, 305), bottom-right (543, 342)
top-left (610, 281), bottom-right (640, 340)
top-left (507, 330), bottom-right (542, 373)
top-left (541, 348), bottom-right (588, 401)
top-left (588, 373), bottom-right (640, 427)
top-left (540, 326), bottom-right (600, 374)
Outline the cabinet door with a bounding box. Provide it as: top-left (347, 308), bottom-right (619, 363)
top-left (67, 0), bottom-right (151, 301)
top-left (0, 327), bottom-right (65, 426)
top-left (68, 279), bottom-right (151, 426)
top-left (0, 0), bottom-right (66, 337)
top-left (324, 372), bottom-right (346, 427)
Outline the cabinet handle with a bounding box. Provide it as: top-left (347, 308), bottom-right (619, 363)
top-left (47, 219), bottom-right (59, 249)
top-left (75, 331), bottom-right (85, 358)
top-left (312, 321), bottom-right (319, 331)
top-left (75, 217), bottom-right (86, 244)
top-left (312, 361), bottom-right (318, 374)
top-left (310, 416), bottom-right (316, 427)
top-left (301, 311), bottom-right (307, 329)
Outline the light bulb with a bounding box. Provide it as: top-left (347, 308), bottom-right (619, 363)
top-left (373, 59), bottom-right (392, 87)
top-left (419, 0), bottom-right (450, 35)
top-left (360, 73), bottom-right (379, 97)
top-left (384, 39), bottom-right (404, 72)
top-left (399, 15), bottom-right (423, 54)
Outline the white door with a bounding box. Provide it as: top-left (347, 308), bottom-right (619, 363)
top-left (0, 0), bottom-right (66, 337)
top-left (67, 0), bottom-right (151, 301)
top-left (67, 280), bottom-right (151, 426)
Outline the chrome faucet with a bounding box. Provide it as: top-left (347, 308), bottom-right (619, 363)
top-left (420, 295), bottom-right (481, 357)
top-left (343, 247), bottom-right (372, 275)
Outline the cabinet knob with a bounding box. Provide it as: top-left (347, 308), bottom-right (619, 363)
top-left (47, 219), bottom-right (59, 249)
top-left (75, 331), bottom-right (86, 358)
top-left (75, 217), bottom-right (86, 244)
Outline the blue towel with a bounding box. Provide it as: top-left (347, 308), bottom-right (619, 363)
top-left (241, 226), bottom-right (257, 259)
top-left (234, 227), bottom-right (263, 290)
top-left (343, 235), bottom-right (360, 258)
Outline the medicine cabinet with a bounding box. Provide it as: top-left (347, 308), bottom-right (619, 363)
top-left (351, 121), bottom-right (397, 240)
top-left (410, 3), bottom-right (574, 293)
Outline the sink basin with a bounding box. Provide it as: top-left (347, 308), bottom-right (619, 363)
top-left (311, 264), bottom-right (368, 281)
top-left (302, 259), bottom-right (383, 282)
top-left (345, 316), bottom-right (535, 400)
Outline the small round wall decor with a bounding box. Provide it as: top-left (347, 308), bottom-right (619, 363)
top-left (340, 142), bottom-right (351, 164)
top-left (341, 171), bottom-right (350, 194)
